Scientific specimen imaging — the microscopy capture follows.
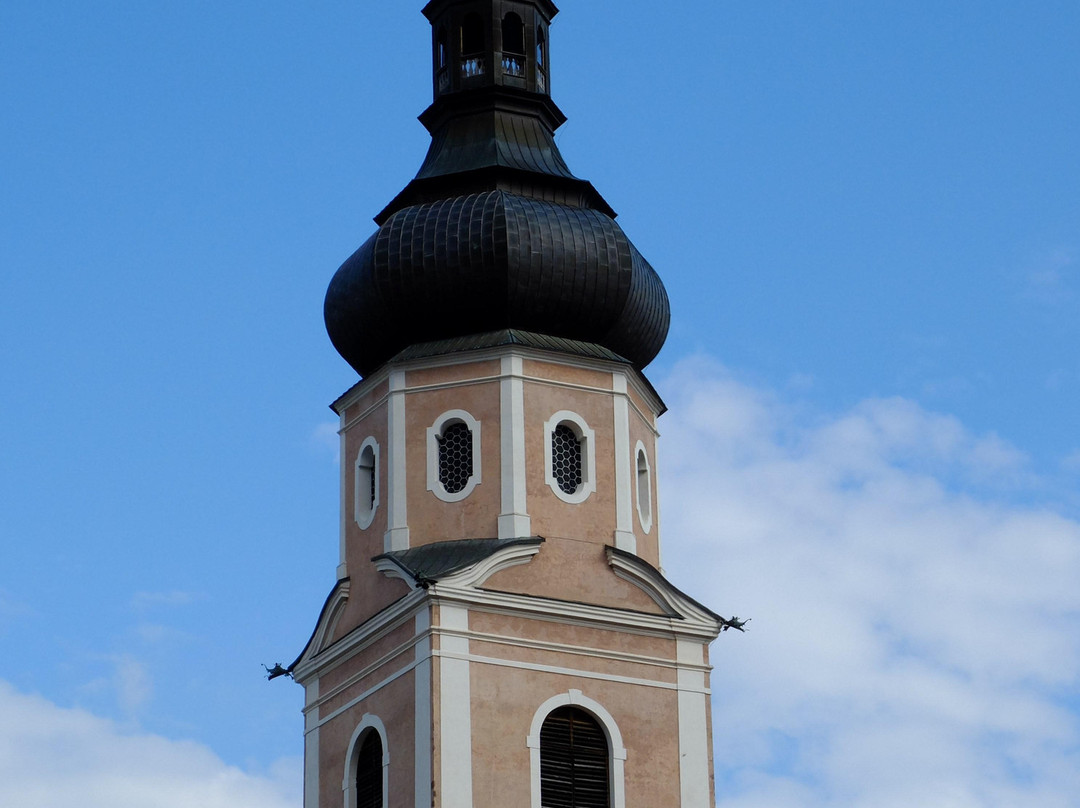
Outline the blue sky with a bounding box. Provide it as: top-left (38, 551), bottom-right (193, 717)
top-left (1, 1), bottom-right (1078, 805)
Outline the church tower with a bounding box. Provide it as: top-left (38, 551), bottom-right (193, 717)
top-left (291, 3), bottom-right (734, 806)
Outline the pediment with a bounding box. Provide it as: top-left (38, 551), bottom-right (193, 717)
top-left (605, 547), bottom-right (724, 634)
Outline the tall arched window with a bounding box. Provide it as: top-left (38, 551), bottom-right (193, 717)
top-left (437, 26), bottom-right (449, 69)
top-left (354, 437), bottom-right (379, 529)
top-left (529, 691), bottom-right (626, 808)
top-left (460, 13), bottom-right (485, 77)
top-left (634, 442), bottom-right (652, 534)
top-left (536, 27), bottom-right (547, 92)
top-left (436, 25), bottom-right (450, 92)
top-left (502, 13), bottom-right (525, 77)
top-left (345, 716), bottom-right (388, 808)
top-left (355, 730), bottom-right (383, 808)
top-left (540, 707), bottom-right (610, 808)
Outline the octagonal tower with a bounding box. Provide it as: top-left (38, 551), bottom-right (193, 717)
top-left (292, 5), bottom-right (733, 807)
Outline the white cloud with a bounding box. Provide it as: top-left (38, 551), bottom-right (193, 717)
top-left (656, 358), bottom-right (1080, 807)
top-left (113, 654), bottom-right (153, 716)
top-left (1022, 247), bottom-right (1076, 306)
top-left (0, 681), bottom-right (300, 808)
top-left (311, 420), bottom-right (340, 462)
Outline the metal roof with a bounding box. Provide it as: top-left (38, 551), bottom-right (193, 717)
top-left (325, 190), bottom-right (669, 377)
top-left (374, 537), bottom-right (544, 585)
top-left (388, 329), bottom-right (629, 365)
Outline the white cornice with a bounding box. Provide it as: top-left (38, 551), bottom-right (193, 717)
top-left (333, 344), bottom-right (666, 416)
top-left (292, 587), bottom-right (426, 683)
top-left (605, 547), bottom-right (722, 635)
top-left (430, 583), bottom-right (721, 641)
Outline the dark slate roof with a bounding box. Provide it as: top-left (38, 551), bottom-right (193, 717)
top-left (324, 14), bottom-right (669, 380)
top-left (325, 190), bottom-right (669, 377)
top-left (417, 92), bottom-right (577, 182)
top-left (374, 537), bottom-right (544, 586)
top-left (389, 329), bottom-right (628, 365)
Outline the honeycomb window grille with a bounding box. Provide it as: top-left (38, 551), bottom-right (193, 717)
top-left (427, 410), bottom-right (482, 502)
top-left (552, 424), bottom-right (582, 495)
top-left (438, 421), bottom-right (473, 494)
top-left (544, 411), bottom-right (595, 504)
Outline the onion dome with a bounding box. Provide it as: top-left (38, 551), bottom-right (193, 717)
top-left (325, 0), bottom-right (669, 377)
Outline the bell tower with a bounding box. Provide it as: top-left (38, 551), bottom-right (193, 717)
top-left (291, 3), bottom-right (737, 807)
top-left (424, 0), bottom-right (555, 98)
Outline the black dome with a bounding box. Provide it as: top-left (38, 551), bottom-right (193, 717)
top-left (325, 191), bottom-right (668, 377)
top-left (325, 2), bottom-right (669, 377)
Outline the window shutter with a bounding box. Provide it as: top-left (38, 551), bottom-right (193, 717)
top-left (540, 707), bottom-right (610, 808)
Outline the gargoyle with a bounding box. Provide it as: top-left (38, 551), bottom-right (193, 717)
top-left (263, 663), bottom-right (290, 680)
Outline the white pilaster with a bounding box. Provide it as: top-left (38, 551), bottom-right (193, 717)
top-left (612, 372), bottom-right (636, 553)
top-left (385, 370), bottom-right (410, 552)
top-left (676, 639), bottom-right (710, 807)
top-left (337, 410), bottom-right (348, 579)
top-left (303, 679), bottom-right (320, 808)
top-left (439, 604), bottom-right (472, 806)
top-left (414, 610), bottom-right (433, 808)
top-left (654, 430), bottom-right (665, 570)
top-left (499, 355), bottom-right (531, 538)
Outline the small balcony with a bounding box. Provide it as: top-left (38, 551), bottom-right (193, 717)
top-left (501, 53), bottom-right (525, 78)
top-left (461, 54), bottom-right (485, 79)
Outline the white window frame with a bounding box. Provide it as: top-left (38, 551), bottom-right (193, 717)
top-left (342, 713), bottom-right (389, 808)
top-left (354, 437), bottom-right (380, 530)
top-left (634, 440), bottom-right (652, 534)
top-left (427, 409), bottom-right (482, 502)
top-left (544, 410), bottom-right (595, 504)
top-left (526, 689), bottom-right (626, 808)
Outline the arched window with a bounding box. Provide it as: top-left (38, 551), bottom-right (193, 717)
top-left (536, 27), bottom-right (547, 92)
top-left (354, 437), bottom-right (379, 529)
top-left (528, 691), bottom-right (626, 808)
top-left (460, 13), bottom-right (485, 77)
top-left (544, 411), bottom-right (595, 504)
top-left (502, 13), bottom-right (525, 54)
top-left (436, 26), bottom-right (449, 69)
top-left (355, 731), bottom-right (383, 808)
top-left (541, 707), bottom-right (609, 808)
top-left (436, 25), bottom-right (451, 92)
top-left (634, 442), bottom-right (652, 533)
top-left (345, 716), bottom-right (388, 808)
top-left (427, 410), bottom-right (482, 502)
top-left (502, 13), bottom-right (525, 77)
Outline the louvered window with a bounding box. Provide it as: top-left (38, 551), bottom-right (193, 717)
top-left (355, 730), bottom-right (383, 808)
top-left (540, 707), bottom-right (610, 808)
